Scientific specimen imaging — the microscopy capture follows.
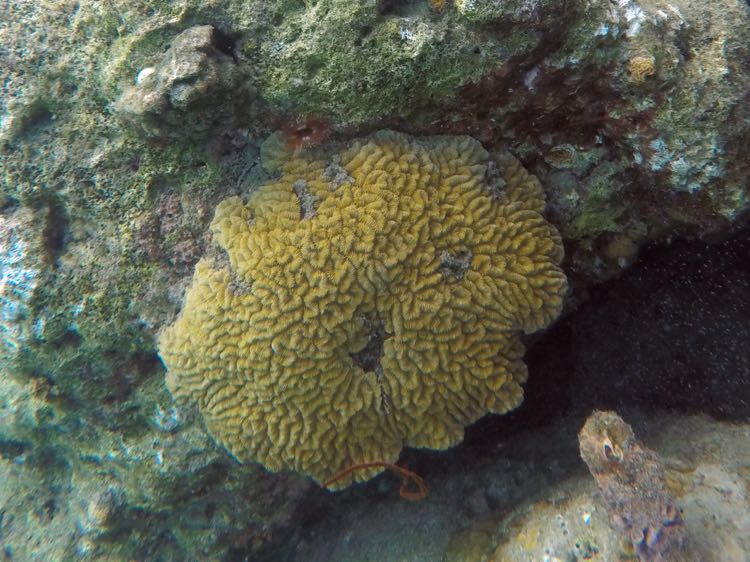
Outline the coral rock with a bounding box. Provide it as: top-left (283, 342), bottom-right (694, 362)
top-left (115, 25), bottom-right (253, 140)
top-left (579, 410), bottom-right (691, 562)
top-left (159, 131), bottom-right (567, 487)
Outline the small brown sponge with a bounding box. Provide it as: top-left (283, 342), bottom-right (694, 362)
top-left (159, 131), bottom-right (567, 487)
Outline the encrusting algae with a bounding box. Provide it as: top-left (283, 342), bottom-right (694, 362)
top-left (159, 131), bottom-right (567, 488)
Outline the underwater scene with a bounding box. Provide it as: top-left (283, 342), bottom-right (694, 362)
top-left (1, 0), bottom-right (749, 560)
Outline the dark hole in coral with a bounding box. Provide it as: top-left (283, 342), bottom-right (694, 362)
top-left (473, 46), bottom-right (482, 55)
top-left (0, 438), bottom-right (30, 460)
top-left (55, 329), bottom-right (82, 348)
top-left (99, 351), bottom-right (162, 405)
top-left (355, 25), bottom-right (373, 46)
top-left (128, 152), bottom-right (142, 172)
top-left (1, 195), bottom-right (19, 214)
top-left (101, 393), bottom-right (126, 406)
top-left (42, 196), bottom-right (69, 266)
top-left (42, 499), bottom-right (58, 520)
top-left (28, 445), bottom-right (69, 473)
top-left (131, 351), bottom-right (163, 377)
top-left (22, 101), bottom-right (53, 132)
top-left (204, 502), bottom-right (216, 521)
top-left (674, 30), bottom-right (693, 63)
top-left (440, 250), bottom-right (472, 281)
top-left (185, 461), bottom-right (230, 500)
top-left (350, 316), bottom-right (389, 374)
top-left (209, 26), bottom-right (238, 63)
top-left (305, 55), bottom-right (325, 76)
top-left (377, 0), bottom-right (395, 15)
top-left (223, 546), bottom-right (248, 562)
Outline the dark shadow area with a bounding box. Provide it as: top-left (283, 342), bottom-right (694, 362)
top-left (525, 226), bottom-right (750, 421)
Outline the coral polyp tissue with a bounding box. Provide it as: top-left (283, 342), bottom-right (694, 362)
top-left (159, 131), bottom-right (567, 487)
top-left (628, 55), bottom-right (656, 84)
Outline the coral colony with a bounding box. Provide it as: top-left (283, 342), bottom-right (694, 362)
top-left (159, 131), bottom-right (567, 487)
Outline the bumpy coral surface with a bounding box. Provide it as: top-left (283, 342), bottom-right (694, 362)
top-left (159, 131), bottom-right (567, 487)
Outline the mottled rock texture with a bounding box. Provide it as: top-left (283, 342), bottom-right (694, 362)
top-left (115, 25), bottom-right (255, 140)
top-left (579, 410), bottom-right (689, 562)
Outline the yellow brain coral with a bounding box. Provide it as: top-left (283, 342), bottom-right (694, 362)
top-left (159, 131), bottom-right (567, 487)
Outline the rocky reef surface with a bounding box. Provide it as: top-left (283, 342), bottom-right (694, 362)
top-left (292, 411), bottom-right (750, 562)
top-left (0, 0), bottom-right (748, 559)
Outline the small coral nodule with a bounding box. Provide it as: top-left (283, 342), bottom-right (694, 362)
top-left (159, 131), bottom-right (567, 488)
top-left (628, 55), bottom-right (656, 84)
top-left (429, 0), bottom-right (447, 13)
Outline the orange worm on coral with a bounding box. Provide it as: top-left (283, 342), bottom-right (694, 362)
top-left (322, 461), bottom-right (429, 501)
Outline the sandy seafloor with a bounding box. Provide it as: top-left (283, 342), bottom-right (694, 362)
top-left (289, 410), bottom-right (750, 562)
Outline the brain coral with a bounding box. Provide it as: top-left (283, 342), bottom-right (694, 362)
top-left (159, 131), bottom-right (567, 487)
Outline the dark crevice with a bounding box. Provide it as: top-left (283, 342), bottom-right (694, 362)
top-left (1, 196), bottom-right (19, 214)
top-left (42, 197), bottom-right (69, 266)
top-left (55, 329), bottom-right (82, 348)
top-left (209, 26), bottom-right (239, 63)
top-left (350, 315), bottom-right (393, 414)
top-left (0, 438), bottom-right (31, 460)
top-left (41, 499), bottom-right (58, 521)
top-left (376, 0), bottom-right (420, 17)
top-left (354, 25), bottom-right (373, 47)
top-left (377, 0), bottom-right (395, 16)
top-left (465, 226), bottom-right (750, 451)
